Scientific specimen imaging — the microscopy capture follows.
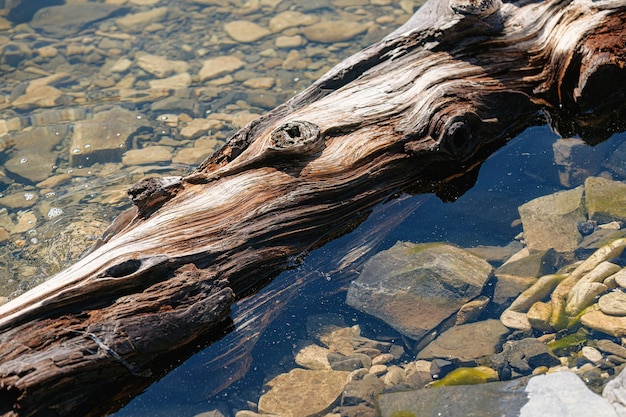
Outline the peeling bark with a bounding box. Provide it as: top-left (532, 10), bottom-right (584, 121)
top-left (0, 0), bottom-right (625, 415)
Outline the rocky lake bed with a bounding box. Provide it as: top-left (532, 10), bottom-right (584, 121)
top-left (1, 1), bottom-right (626, 417)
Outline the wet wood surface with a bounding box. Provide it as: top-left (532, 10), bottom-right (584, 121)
top-left (0, 0), bottom-right (625, 415)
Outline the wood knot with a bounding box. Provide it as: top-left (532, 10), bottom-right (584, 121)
top-left (269, 121), bottom-right (323, 155)
top-left (128, 176), bottom-right (183, 218)
top-left (449, 0), bottom-right (501, 16)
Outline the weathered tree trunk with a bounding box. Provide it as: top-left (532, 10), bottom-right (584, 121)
top-left (1, 0), bottom-right (625, 415)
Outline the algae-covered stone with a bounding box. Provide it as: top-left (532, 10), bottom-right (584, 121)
top-left (584, 177), bottom-right (626, 223)
top-left (428, 366), bottom-right (498, 388)
top-left (518, 186), bottom-right (585, 252)
top-left (346, 242), bottom-right (493, 341)
top-left (258, 368), bottom-right (349, 417)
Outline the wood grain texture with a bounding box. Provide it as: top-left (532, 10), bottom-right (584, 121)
top-left (0, 0), bottom-right (625, 415)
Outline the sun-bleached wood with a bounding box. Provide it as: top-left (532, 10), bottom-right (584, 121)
top-left (0, 0), bottom-right (625, 415)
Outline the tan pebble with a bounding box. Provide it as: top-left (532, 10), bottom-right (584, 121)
top-left (532, 366), bottom-right (549, 375)
top-left (243, 77), bottom-right (275, 89)
top-left (598, 291), bottom-right (626, 316)
top-left (199, 56), bottom-right (244, 81)
top-left (223, 20), bottom-right (271, 43)
top-left (382, 366), bottom-right (405, 387)
top-left (581, 346), bottom-right (603, 363)
top-left (275, 35), bottom-right (303, 48)
top-left (372, 353), bottom-right (394, 365)
top-left (369, 364), bottom-right (387, 376)
top-left (37, 46), bottom-right (58, 58)
top-left (348, 368), bottom-right (369, 381)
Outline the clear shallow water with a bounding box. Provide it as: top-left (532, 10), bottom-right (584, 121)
top-left (1, 0), bottom-right (625, 416)
top-left (115, 127), bottom-right (626, 416)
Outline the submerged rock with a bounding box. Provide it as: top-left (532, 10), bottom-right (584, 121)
top-left (258, 368), bottom-right (349, 417)
top-left (518, 186), bottom-right (586, 252)
top-left (346, 242), bottom-right (493, 341)
top-left (585, 177), bottom-right (626, 223)
top-left (30, 4), bottom-right (124, 37)
top-left (417, 320), bottom-right (509, 362)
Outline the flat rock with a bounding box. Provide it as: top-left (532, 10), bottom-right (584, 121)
top-left (417, 320), bottom-right (509, 362)
top-left (70, 107), bottom-right (150, 167)
top-left (377, 371), bottom-right (618, 417)
top-left (269, 11), bottom-right (319, 32)
top-left (0, 192), bottom-right (38, 210)
top-left (598, 291), bottom-right (626, 316)
top-left (581, 309), bottom-right (626, 337)
top-left (199, 56), bottom-right (245, 81)
top-left (122, 146), bottom-right (172, 166)
top-left (30, 4), bottom-right (123, 37)
top-left (115, 7), bottom-right (169, 33)
top-left (300, 21), bottom-right (369, 42)
top-left (4, 125), bottom-right (68, 183)
top-left (604, 366), bottom-right (626, 416)
top-left (585, 177), bottom-right (626, 223)
top-left (149, 73), bottom-right (192, 90)
top-left (11, 85), bottom-right (64, 111)
top-left (518, 186), bottom-right (585, 252)
top-left (295, 344), bottom-right (331, 370)
top-left (346, 242), bottom-right (493, 341)
top-left (223, 20), bottom-right (271, 43)
top-left (137, 54), bottom-right (189, 79)
top-left (258, 369), bottom-right (350, 417)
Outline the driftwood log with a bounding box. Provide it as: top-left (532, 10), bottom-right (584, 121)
top-left (1, 0), bottom-right (626, 415)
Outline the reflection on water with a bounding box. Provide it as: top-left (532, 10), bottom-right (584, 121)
top-left (1, 1), bottom-right (626, 416)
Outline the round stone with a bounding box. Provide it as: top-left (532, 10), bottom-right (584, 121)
top-left (598, 291), bottom-right (626, 316)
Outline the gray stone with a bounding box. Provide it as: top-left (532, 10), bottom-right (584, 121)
top-left (341, 373), bottom-right (384, 407)
top-left (596, 339), bottom-right (626, 360)
top-left (495, 338), bottom-right (560, 375)
top-left (518, 186), bottom-right (586, 252)
top-left (417, 320), bottom-right (510, 362)
top-left (30, 4), bottom-right (123, 37)
top-left (377, 371), bottom-right (618, 417)
top-left (346, 242), bottom-right (493, 341)
top-left (585, 177), bottom-right (626, 223)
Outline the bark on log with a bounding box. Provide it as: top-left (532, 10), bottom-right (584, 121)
top-left (1, 0), bottom-right (625, 415)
